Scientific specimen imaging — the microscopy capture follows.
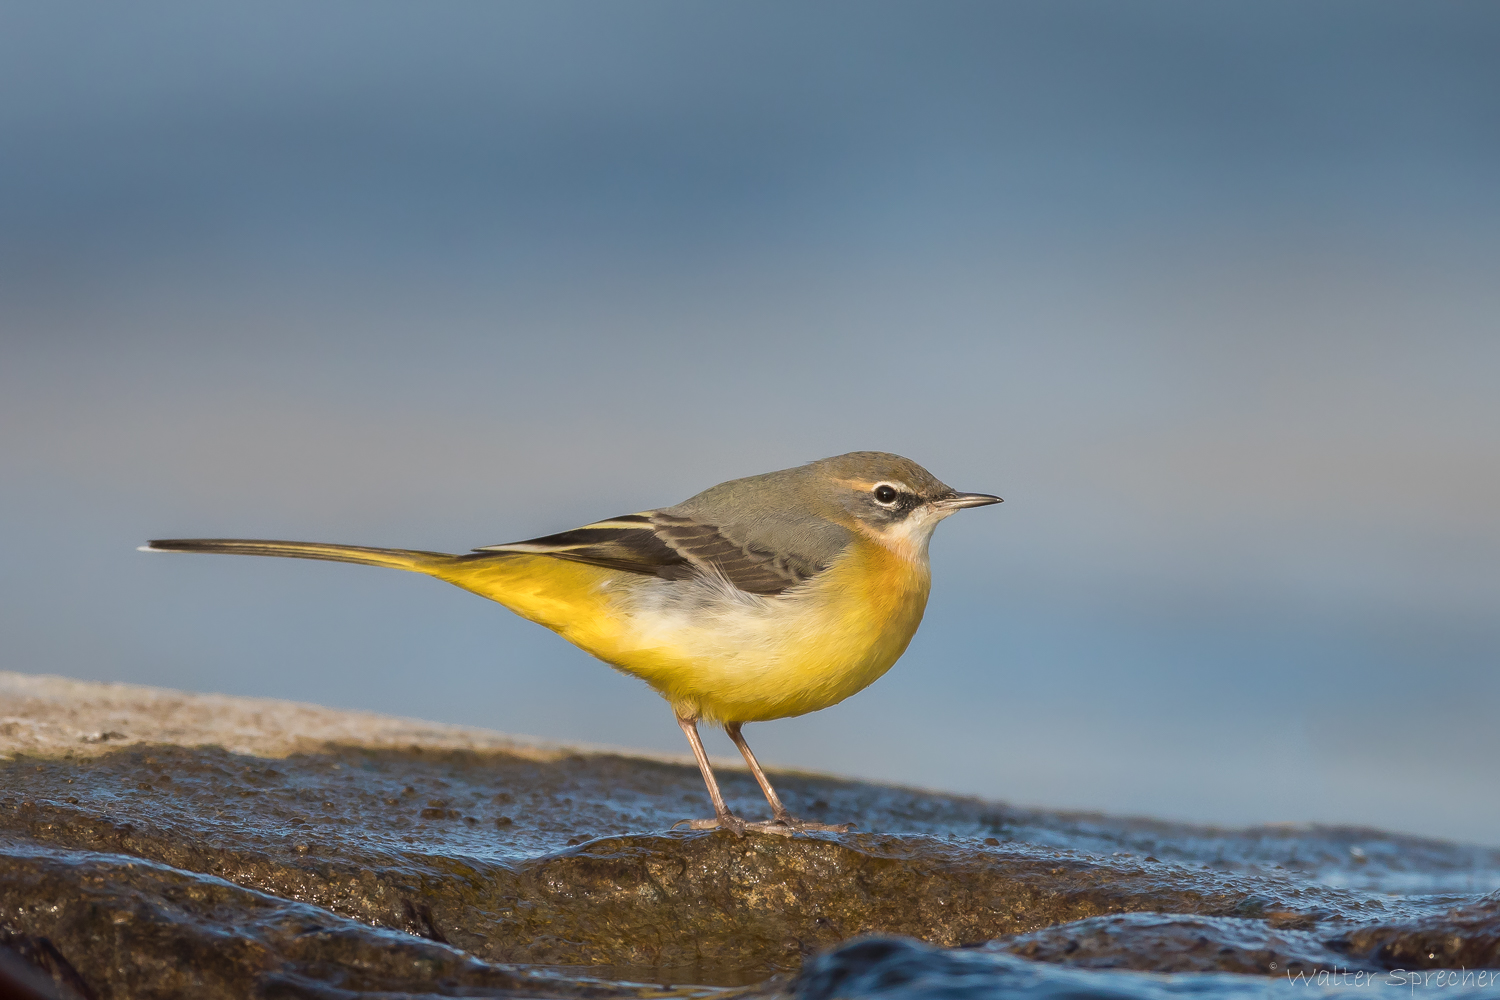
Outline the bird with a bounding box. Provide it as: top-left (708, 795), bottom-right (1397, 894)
top-left (142, 451), bottom-right (1000, 835)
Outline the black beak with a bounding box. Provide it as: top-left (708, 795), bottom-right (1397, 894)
top-left (933, 492), bottom-right (1003, 510)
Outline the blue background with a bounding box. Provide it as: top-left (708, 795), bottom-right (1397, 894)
top-left (2, 2), bottom-right (1497, 844)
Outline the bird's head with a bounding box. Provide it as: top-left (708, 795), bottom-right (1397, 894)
top-left (808, 451), bottom-right (1001, 560)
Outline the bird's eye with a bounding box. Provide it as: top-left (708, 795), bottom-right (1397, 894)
top-left (873, 485), bottom-right (898, 504)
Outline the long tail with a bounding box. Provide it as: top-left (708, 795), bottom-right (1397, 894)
top-left (141, 538), bottom-right (450, 573)
top-left (140, 537), bottom-right (616, 641)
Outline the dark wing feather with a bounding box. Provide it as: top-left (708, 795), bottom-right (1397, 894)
top-left (474, 512), bottom-right (826, 595)
top-left (648, 513), bottom-right (814, 594)
top-left (473, 516), bottom-right (690, 577)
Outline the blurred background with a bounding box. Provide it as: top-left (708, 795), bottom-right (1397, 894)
top-left (2, 2), bottom-right (1497, 845)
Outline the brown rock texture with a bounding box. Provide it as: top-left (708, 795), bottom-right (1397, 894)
top-left (1, 674), bottom-right (1497, 998)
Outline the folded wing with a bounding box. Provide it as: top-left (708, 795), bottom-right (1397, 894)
top-left (474, 512), bottom-right (827, 596)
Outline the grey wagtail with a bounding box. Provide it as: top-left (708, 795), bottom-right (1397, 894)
top-left (143, 451), bottom-right (1000, 835)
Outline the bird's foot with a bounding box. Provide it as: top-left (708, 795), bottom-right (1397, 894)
top-left (674, 814), bottom-right (748, 836)
top-left (673, 814), bottom-right (854, 837)
top-left (767, 813), bottom-right (855, 834)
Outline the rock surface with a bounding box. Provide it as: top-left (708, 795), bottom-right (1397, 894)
top-left (2, 673), bottom-right (1498, 999)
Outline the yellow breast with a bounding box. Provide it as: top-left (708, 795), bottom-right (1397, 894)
top-left (431, 536), bottom-right (931, 724)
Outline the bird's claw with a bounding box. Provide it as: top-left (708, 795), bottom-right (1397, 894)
top-left (674, 815), bottom-right (748, 836)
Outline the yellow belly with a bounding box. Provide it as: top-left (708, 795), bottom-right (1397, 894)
top-left (432, 539), bottom-right (931, 723)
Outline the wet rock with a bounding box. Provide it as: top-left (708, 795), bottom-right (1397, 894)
top-left (1335, 890), bottom-right (1500, 970)
top-left (2, 676), bottom-right (1499, 998)
top-left (0, 929), bottom-right (95, 1000)
top-left (0, 843), bottom-right (722, 1000)
top-left (0, 745), bottom-right (1397, 982)
top-left (988, 912), bottom-right (1356, 975)
top-left (792, 937), bottom-right (1500, 1000)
